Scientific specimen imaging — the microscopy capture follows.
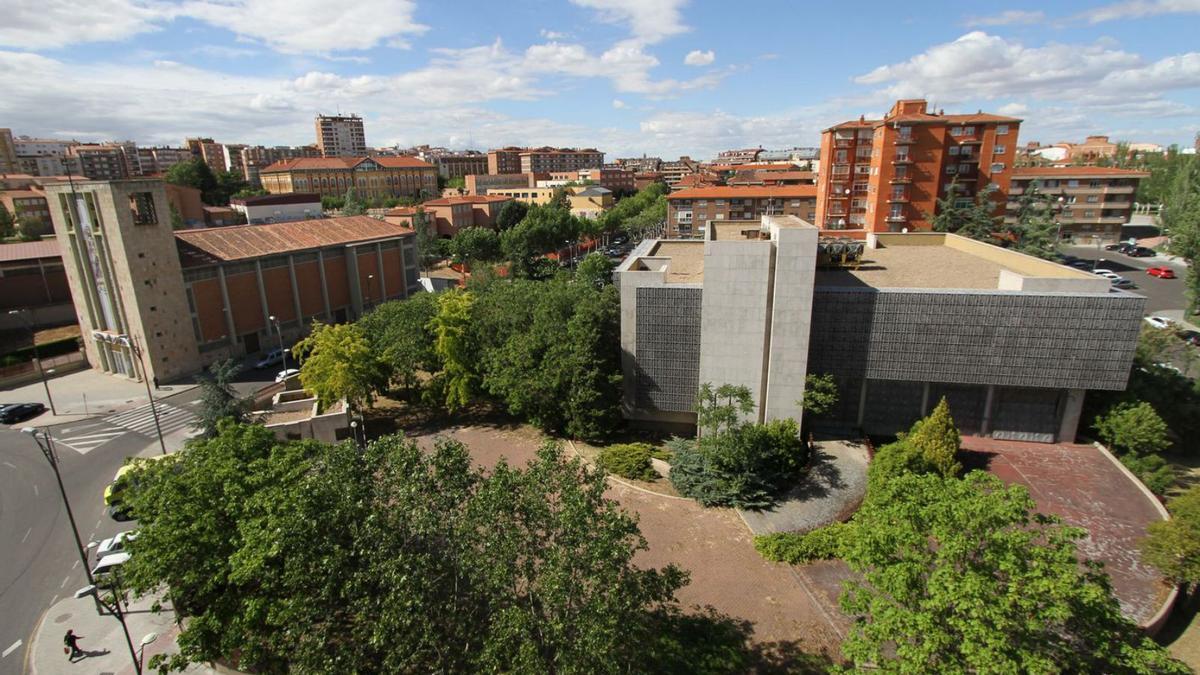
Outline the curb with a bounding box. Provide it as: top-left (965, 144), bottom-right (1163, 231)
top-left (1091, 441), bottom-right (1179, 635)
top-left (563, 439), bottom-right (693, 502)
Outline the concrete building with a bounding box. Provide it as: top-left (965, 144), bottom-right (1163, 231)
top-left (816, 99), bottom-right (1021, 237)
top-left (615, 156), bottom-right (662, 172)
top-left (433, 152), bottom-right (488, 179)
top-left (0, 129), bottom-right (18, 173)
top-left (315, 114), bottom-right (367, 157)
top-left (197, 141), bottom-right (228, 175)
top-left (12, 137), bottom-right (78, 176)
top-left (240, 145), bottom-right (321, 188)
top-left (465, 172), bottom-right (538, 195)
top-left (230, 193), bottom-right (322, 224)
top-left (70, 144), bottom-right (130, 180)
top-left (136, 146), bottom-right (192, 175)
top-left (221, 144), bottom-right (247, 174)
top-left (43, 178), bottom-right (420, 383)
top-left (616, 216), bottom-right (1142, 442)
top-left (579, 167), bottom-right (636, 194)
top-left (487, 147), bottom-right (524, 175)
top-left (660, 157), bottom-right (700, 187)
top-left (185, 137), bottom-right (214, 157)
top-left (569, 186), bottom-right (614, 219)
top-left (714, 148), bottom-right (763, 165)
top-left (666, 185), bottom-right (818, 237)
top-left (260, 156), bottom-right (438, 200)
top-left (1006, 167), bottom-right (1148, 243)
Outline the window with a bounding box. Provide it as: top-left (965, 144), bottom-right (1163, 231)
top-left (960, 146), bottom-right (973, 157)
top-left (790, 200), bottom-right (801, 207)
top-left (993, 145), bottom-right (1006, 155)
top-left (950, 127), bottom-right (963, 137)
top-left (946, 165), bottom-right (958, 175)
top-left (856, 146), bottom-right (873, 159)
top-left (897, 125), bottom-right (913, 140)
top-left (960, 162), bottom-right (973, 173)
top-left (857, 129), bottom-right (873, 139)
top-left (855, 165), bottom-right (871, 174)
top-left (990, 163), bottom-right (1005, 173)
top-left (1068, 179), bottom-right (1079, 187)
top-left (954, 198), bottom-right (972, 209)
top-left (697, 200), bottom-right (707, 206)
top-left (1084, 210), bottom-right (1095, 218)
top-left (851, 199), bottom-right (868, 209)
top-left (996, 124), bottom-right (1009, 135)
top-left (893, 166), bottom-right (908, 180)
top-left (1089, 180), bottom-right (1102, 188)
top-left (963, 126), bottom-right (975, 136)
top-left (949, 146), bottom-right (960, 156)
top-left (1086, 195), bottom-right (1099, 203)
top-left (129, 192), bottom-right (158, 226)
top-left (835, 150), bottom-right (848, 162)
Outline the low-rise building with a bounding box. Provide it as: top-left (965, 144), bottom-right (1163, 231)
top-left (486, 186), bottom-right (557, 206)
top-left (579, 167), bottom-right (635, 194)
top-left (666, 185), bottom-right (818, 238)
top-left (43, 178), bottom-right (421, 383)
top-left (230, 193), bottom-right (322, 224)
top-left (660, 156), bottom-right (700, 186)
top-left (568, 186), bottom-right (613, 219)
top-left (260, 156), bottom-right (438, 200)
top-left (1006, 167), bottom-right (1148, 243)
top-left (714, 148), bottom-right (763, 165)
top-left (434, 152), bottom-right (489, 179)
top-left (0, 240), bottom-right (72, 315)
top-left (616, 216), bottom-right (1141, 443)
top-left (465, 172), bottom-right (538, 195)
top-left (634, 172), bottom-right (665, 190)
top-left (418, 195), bottom-right (511, 237)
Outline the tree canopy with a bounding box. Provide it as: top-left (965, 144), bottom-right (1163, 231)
top-left (500, 204), bottom-right (582, 278)
top-left (358, 293), bottom-right (441, 396)
top-left (164, 158), bottom-right (221, 205)
top-left (191, 358), bottom-right (249, 437)
top-left (294, 320), bottom-right (383, 410)
top-left (1141, 484), bottom-right (1200, 588)
top-left (495, 199), bottom-right (529, 231)
top-left (1094, 401), bottom-right (1172, 455)
top-left (448, 226), bottom-right (503, 267)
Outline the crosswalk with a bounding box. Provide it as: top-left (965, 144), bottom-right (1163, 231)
top-left (51, 401), bottom-right (197, 454)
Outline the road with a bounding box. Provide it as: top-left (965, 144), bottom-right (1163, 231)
top-left (0, 385), bottom-right (204, 675)
top-left (1061, 244), bottom-right (1189, 315)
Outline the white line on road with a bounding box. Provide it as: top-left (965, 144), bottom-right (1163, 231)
top-left (2, 640), bottom-right (21, 658)
top-left (2, 461), bottom-right (15, 470)
top-left (72, 560), bottom-right (79, 570)
top-left (59, 576), bottom-right (69, 589)
top-left (49, 594), bottom-right (58, 605)
top-left (32, 484), bottom-right (38, 497)
top-left (21, 528), bottom-right (31, 544)
top-left (95, 520), bottom-right (102, 529)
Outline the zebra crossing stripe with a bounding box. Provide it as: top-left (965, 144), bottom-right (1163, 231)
top-left (104, 402), bottom-right (196, 436)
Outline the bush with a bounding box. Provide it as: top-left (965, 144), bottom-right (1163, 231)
top-left (754, 524), bottom-right (846, 564)
top-left (597, 442), bottom-right (658, 481)
top-left (1094, 401), bottom-right (1172, 455)
top-left (669, 418), bottom-right (808, 509)
top-left (905, 397), bottom-right (962, 477)
top-left (1120, 452), bottom-right (1176, 495)
top-left (866, 440), bottom-right (937, 493)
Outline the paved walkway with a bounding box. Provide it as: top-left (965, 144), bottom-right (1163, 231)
top-left (0, 368), bottom-right (195, 426)
top-left (28, 592), bottom-right (213, 675)
top-left (738, 440), bottom-right (870, 535)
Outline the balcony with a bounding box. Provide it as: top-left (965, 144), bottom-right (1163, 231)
top-left (958, 137), bottom-right (982, 144)
top-left (889, 175), bottom-right (913, 184)
top-left (892, 155), bottom-right (913, 165)
top-left (835, 139), bottom-right (853, 147)
top-left (958, 154), bottom-right (979, 162)
top-left (894, 135), bottom-right (916, 145)
top-left (887, 193), bottom-right (909, 203)
top-left (885, 214), bottom-right (907, 223)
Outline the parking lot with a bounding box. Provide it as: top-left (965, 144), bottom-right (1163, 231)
top-left (1061, 245), bottom-right (1188, 315)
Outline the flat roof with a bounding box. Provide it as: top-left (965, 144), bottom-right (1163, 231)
top-left (668, 185), bottom-right (817, 199)
top-left (1012, 166), bottom-right (1150, 179)
top-left (648, 241), bottom-right (704, 283)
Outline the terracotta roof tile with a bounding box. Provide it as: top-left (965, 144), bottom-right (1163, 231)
top-left (175, 216), bottom-right (413, 265)
top-left (0, 240), bottom-right (61, 263)
top-left (668, 185), bottom-right (817, 199)
top-left (1012, 166), bottom-right (1150, 178)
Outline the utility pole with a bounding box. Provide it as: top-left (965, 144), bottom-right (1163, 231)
top-left (120, 335), bottom-right (167, 454)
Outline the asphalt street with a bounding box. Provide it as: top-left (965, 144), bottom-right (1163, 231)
top-left (0, 384), bottom-right (206, 675)
top-left (1061, 244), bottom-right (1188, 315)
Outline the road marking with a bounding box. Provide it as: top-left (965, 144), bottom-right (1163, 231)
top-left (95, 520), bottom-right (102, 529)
top-left (49, 594), bottom-right (58, 605)
top-left (2, 640), bottom-right (21, 658)
top-left (21, 528), bottom-right (31, 543)
top-left (72, 560), bottom-right (79, 570)
top-left (32, 484), bottom-right (38, 497)
top-left (59, 576), bottom-right (69, 589)
top-left (2, 461), bottom-right (14, 470)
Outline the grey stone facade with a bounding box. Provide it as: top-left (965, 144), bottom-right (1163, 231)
top-left (633, 287), bottom-right (702, 412)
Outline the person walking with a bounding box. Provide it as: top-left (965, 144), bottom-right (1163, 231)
top-left (64, 629), bottom-right (83, 661)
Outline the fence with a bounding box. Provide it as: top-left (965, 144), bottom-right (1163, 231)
top-left (0, 350), bottom-right (87, 386)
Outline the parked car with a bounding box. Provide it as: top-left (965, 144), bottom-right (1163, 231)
top-left (95, 530), bottom-right (138, 560)
top-left (1178, 330), bottom-right (1200, 347)
top-left (105, 454), bottom-right (180, 521)
top-left (1126, 246), bottom-right (1156, 257)
top-left (275, 368), bottom-right (300, 383)
top-left (1069, 260), bottom-right (1092, 270)
top-left (1111, 278), bottom-right (1135, 289)
top-left (1092, 269), bottom-right (1121, 280)
top-left (255, 348), bottom-right (286, 369)
top-left (1147, 267), bottom-right (1177, 279)
top-left (1104, 243), bottom-right (1125, 251)
top-left (0, 402), bottom-right (46, 424)
top-left (1144, 316), bottom-right (1175, 330)
top-left (90, 551), bottom-right (130, 588)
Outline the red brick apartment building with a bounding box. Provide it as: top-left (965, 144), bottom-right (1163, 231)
top-left (486, 147), bottom-right (604, 174)
top-left (666, 185), bottom-right (818, 237)
top-left (259, 156), bottom-right (438, 200)
top-left (385, 195), bottom-right (511, 237)
top-left (816, 99), bottom-right (1021, 237)
top-left (1005, 166), bottom-right (1148, 242)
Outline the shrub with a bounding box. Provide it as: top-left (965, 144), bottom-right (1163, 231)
top-left (669, 418), bottom-right (808, 509)
top-left (597, 443), bottom-right (658, 481)
top-left (1120, 452), bottom-right (1176, 495)
top-left (866, 440), bottom-right (937, 493)
top-left (1094, 401), bottom-right (1172, 455)
top-left (754, 524), bottom-right (846, 564)
top-left (905, 397), bottom-right (962, 477)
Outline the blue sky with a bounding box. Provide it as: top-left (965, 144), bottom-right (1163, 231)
top-left (1, 0), bottom-right (1198, 159)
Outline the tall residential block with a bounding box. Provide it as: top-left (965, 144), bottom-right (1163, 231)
top-left (315, 114), bottom-right (367, 158)
top-left (1005, 166), bottom-right (1148, 243)
top-left (815, 99), bottom-right (1021, 236)
top-left (0, 128), bottom-right (18, 173)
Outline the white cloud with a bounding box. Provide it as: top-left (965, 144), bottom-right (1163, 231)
top-left (540, 29), bottom-right (570, 40)
top-left (523, 39), bottom-right (726, 95)
top-left (997, 102), bottom-right (1029, 116)
top-left (612, 99), bottom-right (627, 109)
top-left (684, 49), bottom-right (714, 66)
top-left (964, 9), bottom-right (1045, 26)
top-left (192, 45), bottom-right (260, 59)
top-left (1078, 0), bottom-right (1200, 23)
top-left (0, 0), bottom-right (427, 54)
top-left (568, 0), bottom-right (689, 44)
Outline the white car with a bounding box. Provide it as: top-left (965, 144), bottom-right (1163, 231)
top-left (1144, 316), bottom-right (1174, 330)
top-left (275, 368), bottom-right (300, 383)
top-left (95, 530), bottom-right (138, 560)
top-left (90, 551), bottom-right (130, 588)
top-left (1092, 269), bottom-right (1121, 280)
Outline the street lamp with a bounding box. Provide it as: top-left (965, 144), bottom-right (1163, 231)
top-left (8, 309), bottom-right (56, 415)
top-left (268, 315), bottom-right (288, 373)
top-left (117, 335), bottom-right (166, 455)
top-left (138, 632), bottom-right (158, 672)
top-left (20, 428), bottom-right (94, 586)
top-left (73, 583), bottom-right (143, 675)
top-left (365, 274), bottom-right (375, 308)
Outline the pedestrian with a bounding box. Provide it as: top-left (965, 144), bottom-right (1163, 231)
top-left (153, 376), bottom-right (160, 390)
top-left (64, 629), bottom-right (83, 661)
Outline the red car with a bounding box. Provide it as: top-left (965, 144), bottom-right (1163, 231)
top-left (1147, 267), bottom-right (1177, 279)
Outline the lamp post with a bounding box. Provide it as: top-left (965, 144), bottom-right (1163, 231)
top-left (117, 335), bottom-right (167, 455)
top-left (269, 315), bottom-right (288, 372)
top-left (72, 582), bottom-right (143, 675)
top-left (365, 274), bottom-right (375, 309)
top-left (138, 632), bottom-right (158, 672)
top-left (20, 428), bottom-right (94, 586)
top-left (8, 309), bottom-right (56, 415)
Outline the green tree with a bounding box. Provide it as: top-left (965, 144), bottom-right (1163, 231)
top-left (429, 289), bottom-right (477, 411)
top-left (320, 195), bottom-right (345, 211)
top-left (448, 226), bottom-right (502, 268)
top-left (0, 204), bottom-right (14, 238)
top-left (669, 418), bottom-right (807, 508)
top-left (1094, 401), bottom-right (1172, 454)
top-left (294, 321), bottom-right (383, 410)
top-left (575, 251), bottom-right (615, 288)
top-left (445, 176), bottom-right (465, 191)
top-left (359, 294), bottom-right (441, 396)
top-left (191, 358), bottom-right (249, 437)
top-left (164, 157), bottom-right (222, 205)
top-left (411, 209), bottom-right (445, 272)
top-left (695, 382), bottom-right (754, 437)
top-left (169, 202), bottom-right (184, 229)
top-left (341, 187), bottom-right (367, 216)
top-left (928, 180), bottom-right (1001, 242)
top-left (836, 471), bottom-right (1186, 673)
top-left (495, 199), bottom-right (529, 231)
top-left (1141, 484), bottom-right (1200, 588)
top-left (801, 373), bottom-right (838, 418)
top-left (905, 397), bottom-right (963, 477)
top-left (500, 204), bottom-right (580, 278)
top-left (1007, 181), bottom-right (1061, 259)
top-left (215, 170), bottom-right (248, 204)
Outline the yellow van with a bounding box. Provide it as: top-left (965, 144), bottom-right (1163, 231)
top-left (103, 453), bottom-right (179, 521)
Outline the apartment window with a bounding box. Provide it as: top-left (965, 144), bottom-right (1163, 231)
top-left (1085, 210), bottom-right (1095, 218)
top-left (1068, 179), bottom-right (1079, 187)
top-left (963, 126), bottom-right (975, 136)
top-left (890, 186), bottom-right (905, 199)
top-left (946, 165), bottom-right (958, 175)
top-left (1090, 180), bottom-right (1102, 188)
top-left (834, 130), bottom-right (853, 140)
top-left (889, 203), bottom-right (904, 217)
top-left (897, 125), bottom-right (913, 140)
top-left (852, 182), bottom-right (869, 194)
top-left (129, 192), bottom-right (158, 226)
top-left (831, 182), bottom-right (847, 195)
top-left (893, 166), bottom-right (908, 180)
top-left (894, 149), bottom-right (910, 162)
top-left (851, 199), bottom-right (868, 209)
top-left (960, 163), bottom-right (973, 173)
top-left (950, 127), bottom-right (963, 137)
top-left (835, 150), bottom-right (848, 162)
top-left (993, 145), bottom-right (1006, 155)
top-left (996, 124), bottom-right (1009, 135)
top-left (790, 200), bottom-right (801, 207)
top-left (1087, 195), bottom-right (1099, 203)
top-left (960, 146), bottom-right (973, 157)
top-left (954, 198), bottom-right (972, 209)
top-left (856, 146), bottom-right (873, 159)
top-left (697, 200), bottom-right (707, 206)
top-left (857, 129), bottom-right (873, 139)
top-left (715, 199), bottom-right (726, 205)
top-left (949, 146), bottom-right (960, 156)
top-left (990, 163), bottom-right (1005, 173)
top-left (832, 164), bottom-right (850, 176)
top-left (855, 165), bottom-right (871, 174)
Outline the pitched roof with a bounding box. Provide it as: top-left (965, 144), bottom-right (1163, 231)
top-left (175, 216), bottom-right (413, 265)
top-left (1011, 166), bottom-right (1151, 178)
top-left (260, 156), bottom-right (434, 173)
top-left (0, 240), bottom-right (61, 263)
top-left (668, 185), bottom-right (818, 199)
top-left (574, 186), bottom-right (612, 196)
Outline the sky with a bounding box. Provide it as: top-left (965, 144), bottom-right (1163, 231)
top-left (1, 0), bottom-right (1198, 160)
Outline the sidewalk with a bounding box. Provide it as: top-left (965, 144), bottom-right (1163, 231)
top-left (28, 592), bottom-right (214, 675)
top-left (0, 368), bottom-right (197, 426)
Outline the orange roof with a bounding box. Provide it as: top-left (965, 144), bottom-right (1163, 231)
top-left (825, 111), bottom-right (1020, 132)
top-left (668, 185), bottom-right (818, 199)
top-left (758, 171), bottom-right (816, 182)
top-left (261, 156), bottom-right (434, 173)
top-left (384, 207), bottom-right (419, 216)
top-left (422, 195), bottom-right (511, 206)
top-left (708, 163), bottom-right (799, 172)
top-left (175, 216), bottom-right (413, 264)
top-left (1012, 166), bottom-right (1150, 178)
top-left (0, 240), bottom-right (61, 263)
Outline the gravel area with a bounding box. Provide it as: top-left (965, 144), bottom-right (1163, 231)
top-left (738, 440), bottom-right (870, 535)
